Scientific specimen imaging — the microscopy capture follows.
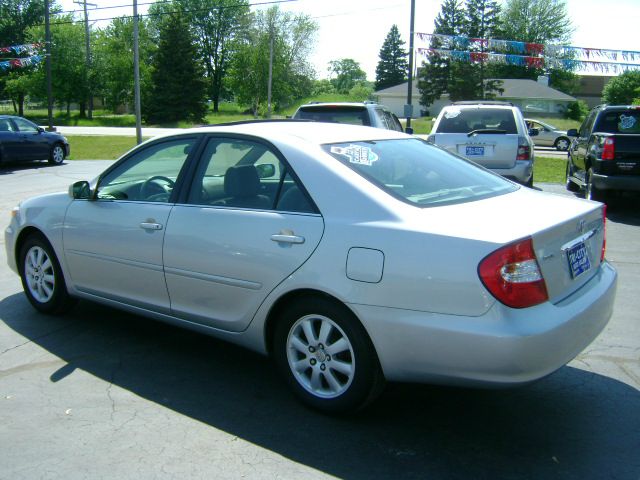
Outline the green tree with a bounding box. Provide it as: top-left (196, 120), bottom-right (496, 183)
top-left (500, 0), bottom-right (572, 44)
top-left (602, 71), bottom-right (640, 105)
top-left (375, 25), bottom-right (408, 91)
top-left (493, 0), bottom-right (577, 91)
top-left (24, 16), bottom-right (89, 115)
top-left (174, 0), bottom-right (250, 112)
top-left (229, 6), bottom-right (317, 115)
top-left (93, 17), bottom-right (155, 113)
top-left (328, 58), bottom-right (367, 94)
top-left (144, 12), bottom-right (207, 123)
top-left (417, 0), bottom-right (465, 106)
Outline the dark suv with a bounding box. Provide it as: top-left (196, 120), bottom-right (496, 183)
top-left (566, 105), bottom-right (640, 202)
top-left (292, 102), bottom-right (407, 132)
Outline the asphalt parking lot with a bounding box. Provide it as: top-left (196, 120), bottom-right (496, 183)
top-left (1, 160), bottom-right (639, 480)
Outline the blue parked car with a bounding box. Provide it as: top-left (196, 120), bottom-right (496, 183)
top-left (0, 115), bottom-right (69, 166)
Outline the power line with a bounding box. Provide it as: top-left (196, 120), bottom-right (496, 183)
top-left (38, 0), bottom-right (299, 27)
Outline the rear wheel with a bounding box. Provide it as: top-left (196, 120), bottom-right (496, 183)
top-left (48, 143), bottom-right (65, 165)
top-left (585, 168), bottom-right (607, 202)
top-left (19, 234), bottom-right (75, 314)
top-left (273, 296), bottom-right (384, 413)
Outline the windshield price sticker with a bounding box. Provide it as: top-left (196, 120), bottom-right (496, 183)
top-left (567, 241), bottom-right (591, 279)
top-left (331, 145), bottom-right (379, 166)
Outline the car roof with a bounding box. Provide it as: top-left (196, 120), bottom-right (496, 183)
top-left (162, 120), bottom-right (407, 145)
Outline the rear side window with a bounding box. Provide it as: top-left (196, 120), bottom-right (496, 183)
top-left (595, 110), bottom-right (640, 134)
top-left (324, 138), bottom-right (516, 207)
top-left (436, 108), bottom-right (518, 134)
top-left (295, 107), bottom-right (370, 126)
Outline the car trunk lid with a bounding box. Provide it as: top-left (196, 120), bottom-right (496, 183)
top-left (433, 132), bottom-right (520, 169)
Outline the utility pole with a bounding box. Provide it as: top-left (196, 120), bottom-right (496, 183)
top-left (133, 0), bottom-right (143, 144)
top-left (267, 25), bottom-right (274, 119)
top-left (74, 0), bottom-right (96, 119)
top-left (44, 0), bottom-right (54, 131)
top-left (405, 0), bottom-right (416, 132)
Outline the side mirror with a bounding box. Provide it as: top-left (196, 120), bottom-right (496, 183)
top-left (405, 126), bottom-right (414, 135)
top-left (256, 163), bottom-right (276, 178)
top-left (37, 126), bottom-right (45, 133)
top-left (567, 129), bottom-right (579, 137)
top-left (69, 180), bottom-right (92, 200)
top-left (528, 128), bottom-right (539, 137)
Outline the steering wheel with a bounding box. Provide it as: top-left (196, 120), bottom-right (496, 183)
top-left (139, 175), bottom-right (175, 201)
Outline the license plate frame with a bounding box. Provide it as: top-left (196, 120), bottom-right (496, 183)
top-left (566, 241), bottom-right (591, 279)
top-left (465, 146), bottom-right (485, 156)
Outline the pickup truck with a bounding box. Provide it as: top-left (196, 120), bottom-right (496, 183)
top-left (566, 105), bottom-right (640, 202)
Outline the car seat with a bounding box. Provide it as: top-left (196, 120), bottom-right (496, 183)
top-left (214, 165), bottom-right (271, 209)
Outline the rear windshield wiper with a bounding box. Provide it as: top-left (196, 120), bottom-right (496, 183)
top-left (467, 129), bottom-right (507, 137)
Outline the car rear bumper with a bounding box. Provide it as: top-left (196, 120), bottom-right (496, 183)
top-left (592, 172), bottom-right (640, 191)
top-left (352, 261), bottom-right (617, 385)
top-left (491, 159), bottom-right (533, 184)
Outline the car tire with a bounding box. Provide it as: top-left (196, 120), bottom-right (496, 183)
top-left (565, 161), bottom-right (580, 192)
top-left (19, 234), bottom-right (75, 314)
top-left (585, 168), bottom-right (607, 202)
top-left (48, 143), bottom-right (65, 165)
top-left (273, 296), bottom-right (384, 413)
top-left (554, 137), bottom-right (570, 151)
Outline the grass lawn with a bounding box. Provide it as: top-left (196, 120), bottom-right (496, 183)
top-left (66, 135), bottom-right (147, 160)
top-left (534, 156), bottom-right (566, 184)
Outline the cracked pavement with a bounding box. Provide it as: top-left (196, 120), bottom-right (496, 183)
top-left (1, 161), bottom-right (639, 480)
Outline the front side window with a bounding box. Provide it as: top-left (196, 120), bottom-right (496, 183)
top-left (13, 117), bottom-right (39, 133)
top-left (96, 138), bottom-right (195, 202)
top-left (324, 138), bottom-right (517, 207)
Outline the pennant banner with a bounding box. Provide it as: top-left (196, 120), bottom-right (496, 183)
top-left (0, 43), bottom-right (44, 55)
top-left (0, 54), bottom-right (43, 72)
top-left (417, 33), bottom-right (640, 63)
top-left (417, 48), bottom-right (640, 74)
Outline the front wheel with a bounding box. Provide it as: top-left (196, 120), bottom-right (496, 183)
top-left (19, 234), bottom-right (75, 314)
top-left (555, 137), bottom-right (570, 151)
top-left (273, 296), bottom-right (384, 413)
top-left (48, 143), bottom-right (65, 165)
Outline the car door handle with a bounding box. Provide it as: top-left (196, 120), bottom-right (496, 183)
top-left (140, 222), bottom-right (163, 231)
top-left (271, 234), bottom-right (305, 244)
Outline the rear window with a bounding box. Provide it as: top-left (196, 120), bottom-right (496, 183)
top-left (436, 108), bottom-right (518, 134)
top-left (595, 110), bottom-right (640, 134)
top-left (295, 106), bottom-right (370, 126)
top-left (323, 138), bottom-right (517, 207)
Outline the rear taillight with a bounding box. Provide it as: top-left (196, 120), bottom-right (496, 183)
top-left (478, 237), bottom-right (548, 309)
top-left (602, 137), bottom-right (615, 160)
top-left (601, 205), bottom-right (607, 262)
top-left (517, 136), bottom-right (530, 160)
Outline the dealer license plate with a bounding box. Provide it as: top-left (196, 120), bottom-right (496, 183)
top-left (466, 146), bottom-right (484, 156)
top-left (567, 241), bottom-right (591, 279)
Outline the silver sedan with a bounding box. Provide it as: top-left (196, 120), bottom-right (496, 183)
top-left (5, 122), bottom-right (617, 413)
top-left (525, 118), bottom-right (571, 150)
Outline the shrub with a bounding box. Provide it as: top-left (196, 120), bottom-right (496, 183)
top-left (565, 100), bottom-right (589, 121)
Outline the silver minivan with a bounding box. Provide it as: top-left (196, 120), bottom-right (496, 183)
top-left (429, 102), bottom-right (537, 186)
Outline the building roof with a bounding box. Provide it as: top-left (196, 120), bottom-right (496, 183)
top-left (376, 79), bottom-right (576, 102)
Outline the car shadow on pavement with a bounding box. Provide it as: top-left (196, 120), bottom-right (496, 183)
top-left (0, 160), bottom-right (65, 175)
top-left (1, 294), bottom-right (639, 480)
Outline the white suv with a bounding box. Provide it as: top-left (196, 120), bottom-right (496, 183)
top-left (428, 102), bottom-right (537, 186)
